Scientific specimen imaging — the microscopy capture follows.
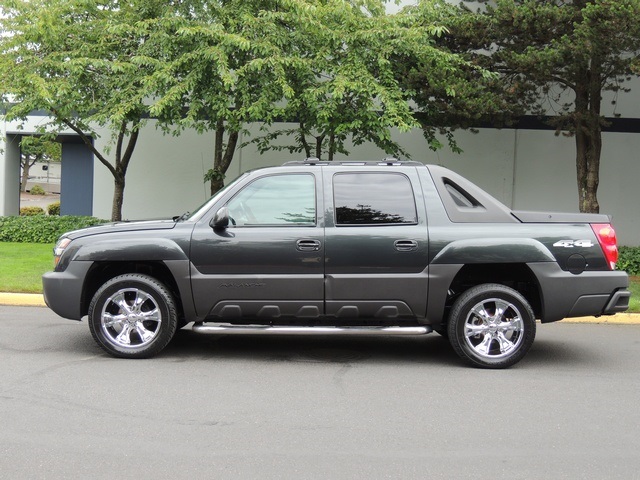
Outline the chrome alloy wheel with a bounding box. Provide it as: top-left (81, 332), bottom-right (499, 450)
top-left (463, 298), bottom-right (524, 360)
top-left (100, 287), bottom-right (162, 349)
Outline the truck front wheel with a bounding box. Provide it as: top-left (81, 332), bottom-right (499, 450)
top-left (447, 284), bottom-right (536, 369)
top-left (88, 274), bottom-right (178, 358)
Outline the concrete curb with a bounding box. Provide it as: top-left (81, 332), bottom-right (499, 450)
top-left (559, 313), bottom-right (640, 325)
top-left (0, 292), bottom-right (639, 324)
top-left (0, 292), bottom-right (47, 307)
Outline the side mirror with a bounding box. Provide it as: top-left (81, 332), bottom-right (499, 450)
top-left (210, 207), bottom-right (229, 229)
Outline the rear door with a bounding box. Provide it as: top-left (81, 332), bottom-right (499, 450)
top-left (323, 166), bottom-right (430, 321)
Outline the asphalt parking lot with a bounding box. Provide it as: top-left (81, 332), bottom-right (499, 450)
top-left (1, 305), bottom-right (640, 479)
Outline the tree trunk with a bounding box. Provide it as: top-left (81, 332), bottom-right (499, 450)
top-left (576, 127), bottom-right (601, 214)
top-left (210, 176), bottom-right (225, 195)
top-left (315, 135), bottom-right (324, 160)
top-left (112, 174), bottom-right (125, 222)
top-left (109, 120), bottom-right (140, 221)
top-left (211, 121), bottom-right (224, 196)
top-left (299, 122), bottom-right (312, 158)
top-left (574, 63), bottom-right (602, 214)
top-left (20, 161), bottom-right (31, 193)
top-left (328, 133), bottom-right (335, 162)
top-left (210, 121), bottom-right (239, 196)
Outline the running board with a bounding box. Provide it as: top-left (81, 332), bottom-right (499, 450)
top-left (192, 323), bottom-right (432, 336)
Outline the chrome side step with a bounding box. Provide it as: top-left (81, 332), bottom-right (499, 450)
top-left (192, 323), bottom-right (432, 336)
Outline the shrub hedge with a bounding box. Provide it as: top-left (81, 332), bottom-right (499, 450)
top-left (29, 185), bottom-right (46, 195)
top-left (19, 206), bottom-right (45, 216)
top-left (618, 246), bottom-right (640, 277)
top-left (0, 215), bottom-right (108, 243)
top-left (47, 201), bottom-right (61, 216)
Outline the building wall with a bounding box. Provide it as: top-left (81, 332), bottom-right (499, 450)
top-left (0, 132), bottom-right (21, 216)
top-left (90, 120), bottom-right (640, 245)
top-left (2, 93), bottom-right (639, 245)
top-left (92, 124), bottom-right (216, 220)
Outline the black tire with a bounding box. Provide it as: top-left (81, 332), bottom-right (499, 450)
top-left (88, 274), bottom-right (178, 358)
top-left (447, 283), bottom-right (536, 369)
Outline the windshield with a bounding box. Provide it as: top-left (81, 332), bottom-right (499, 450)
top-left (182, 173), bottom-right (250, 222)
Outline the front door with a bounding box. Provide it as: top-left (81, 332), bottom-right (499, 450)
top-left (190, 172), bottom-right (324, 322)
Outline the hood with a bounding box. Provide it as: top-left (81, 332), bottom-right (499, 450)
top-left (63, 219), bottom-right (177, 240)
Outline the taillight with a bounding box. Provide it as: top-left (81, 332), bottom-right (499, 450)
top-left (591, 223), bottom-right (618, 270)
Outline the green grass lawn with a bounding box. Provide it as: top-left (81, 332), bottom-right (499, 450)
top-left (1, 242), bottom-right (639, 312)
top-left (629, 277), bottom-right (640, 313)
top-left (0, 242), bottom-right (54, 293)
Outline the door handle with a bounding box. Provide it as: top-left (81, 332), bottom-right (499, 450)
top-left (297, 239), bottom-right (321, 252)
top-left (394, 240), bottom-right (418, 252)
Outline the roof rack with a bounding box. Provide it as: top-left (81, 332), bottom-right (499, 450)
top-left (282, 158), bottom-right (329, 166)
top-left (283, 157), bottom-right (423, 167)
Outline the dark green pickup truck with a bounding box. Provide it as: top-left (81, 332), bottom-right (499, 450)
top-left (43, 160), bottom-right (630, 368)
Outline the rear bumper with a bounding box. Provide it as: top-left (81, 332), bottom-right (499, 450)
top-left (42, 261), bottom-right (92, 320)
top-left (602, 289), bottom-right (631, 315)
top-left (527, 263), bottom-right (630, 323)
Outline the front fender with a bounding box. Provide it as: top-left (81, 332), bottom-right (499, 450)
top-left (72, 238), bottom-right (189, 262)
top-left (431, 238), bottom-right (555, 265)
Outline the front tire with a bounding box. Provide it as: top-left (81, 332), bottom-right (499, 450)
top-left (447, 284), bottom-right (536, 369)
top-left (88, 274), bottom-right (178, 358)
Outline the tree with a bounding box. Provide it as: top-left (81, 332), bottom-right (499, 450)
top-left (147, 0), bottom-right (301, 195)
top-left (441, 0), bottom-right (640, 213)
top-left (250, 0), bottom-right (468, 161)
top-left (0, 0), bottom-right (185, 220)
top-left (149, 0), bottom-right (470, 194)
top-left (396, 1), bottom-right (522, 153)
top-left (19, 137), bottom-right (61, 193)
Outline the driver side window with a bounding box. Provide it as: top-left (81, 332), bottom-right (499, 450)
top-left (227, 174), bottom-right (316, 226)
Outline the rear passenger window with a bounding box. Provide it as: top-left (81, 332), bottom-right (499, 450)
top-left (333, 173), bottom-right (417, 225)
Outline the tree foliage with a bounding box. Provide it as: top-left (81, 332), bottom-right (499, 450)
top-left (394, 0), bottom-right (517, 153)
top-left (0, 0), bottom-right (181, 220)
top-left (145, 0), bottom-right (306, 195)
top-left (2, 0), bottom-right (490, 205)
top-left (250, 0), bottom-right (474, 161)
top-left (440, 0), bottom-right (640, 213)
top-left (146, 0), bottom-right (461, 192)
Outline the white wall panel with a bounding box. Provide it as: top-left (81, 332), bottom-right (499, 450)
top-left (87, 122), bottom-right (640, 245)
top-left (3, 114), bottom-right (639, 245)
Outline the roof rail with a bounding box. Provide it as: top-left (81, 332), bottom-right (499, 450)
top-left (282, 157), bottom-right (424, 167)
top-left (282, 158), bottom-right (329, 166)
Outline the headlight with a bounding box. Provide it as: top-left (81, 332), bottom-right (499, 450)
top-left (53, 237), bottom-right (72, 269)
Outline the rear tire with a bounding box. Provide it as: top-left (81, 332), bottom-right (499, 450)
top-left (447, 284), bottom-right (536, 369)
top-left (88, 274), bottom-right (178, 358)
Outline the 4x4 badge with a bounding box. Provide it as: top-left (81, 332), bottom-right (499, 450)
top-left (553, 239), bottom-right (594, 248)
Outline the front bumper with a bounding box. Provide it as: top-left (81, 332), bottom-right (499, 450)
top-left (42, 261), bottom-right (92, 320)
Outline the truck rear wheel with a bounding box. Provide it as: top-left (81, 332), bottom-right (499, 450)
top-left (447, 284), bottom-right (536, 369)
top-left (88, 274), bottom-right (178, 358)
